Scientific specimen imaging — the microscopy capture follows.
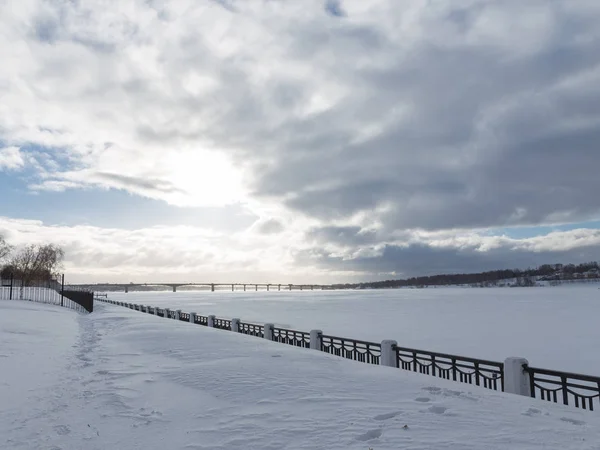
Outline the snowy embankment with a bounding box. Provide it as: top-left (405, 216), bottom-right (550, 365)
top-left (2, 300), bottom-right (599, 450)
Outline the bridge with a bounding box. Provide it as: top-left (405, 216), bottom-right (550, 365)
top-left (75, 283), bottom-right (336, 293)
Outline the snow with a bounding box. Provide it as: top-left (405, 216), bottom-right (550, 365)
top-left (107, 285), bottom-right (600, 374)
top-left (2, 299), bottom-right (600, 450)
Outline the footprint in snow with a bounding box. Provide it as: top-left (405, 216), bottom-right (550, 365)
top-left (522, 407), bottom-right (542, 417)
top-left (356, 429), bottom-right (383, 442)
top-left (374, 411), bottom-right (402, 421)
top-left (53, 425), bottom-right (71, 436)
top-left (560, 417), bottom-right (586, 426)
top-left (428, 405), bottom-right (448, 415)
top-left (415, 397), bottom-right (430, 403)
top-left (423, 386), bottom-right (442, 394)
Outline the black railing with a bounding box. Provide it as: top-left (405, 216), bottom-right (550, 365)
top-left (394, 346), bottom-right (504, 391)
top-left (1, 275), bottom-right (93, 313)
top-left (214, 318), bottom-right (231, 330)
top-left (273, 327), bottom-right (310, 348)
top-left (96, 298), bottom-right (600, 413)
top-left (195, 315), bottom-right (208, 326)
top-left (239, 322), bottom-right (264, 337)
top-left (524, 366), bottom-right (600, 411)
top-left (321, 335), bottom-right (380, 365)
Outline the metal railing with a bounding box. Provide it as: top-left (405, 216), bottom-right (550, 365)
top-left (524, 366), bottom-right (600, 411)
top-left (1, 275), bottom-right (93, 313)
top-left (238, 322), bottom-right (264, 338)
top-left (214, 318), bottom-right (231, 331)
top-left (321, 335), bottom-right (381, 365)
top-left (195, 315), bottom-right (208, 326)
top-left (395, 345), bottom-right (504, 391)
top-left (273, 327), bottom-right (310, 348)
top-left (96, 298), bottom-right (600, 412)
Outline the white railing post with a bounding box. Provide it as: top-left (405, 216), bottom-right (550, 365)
top-left (310, 330), bottom-right (323, 350)
top-left (380, 340), bottom-right (398, 368)
top-left (504, 357), bottom-right (531, 396)
top-left (208, 315), bottom-right (216, 327)
top-left (153, 306), bottom-right (157, 315)
top-left (264, 323), bottom-right (274, 341)
top-left (164, 308), bottom-right (170, 319)
top-left (175, 309), bottom-right (181, 320)
top-left (190, 312), bottom-right (196, 323)
top-left (231, 318), bottom-right (240, 333)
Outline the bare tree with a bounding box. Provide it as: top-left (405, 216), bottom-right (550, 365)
top-left (0, 235), bottom-right (12, 262)
top-left (8, 243), bottom-right (65, 285)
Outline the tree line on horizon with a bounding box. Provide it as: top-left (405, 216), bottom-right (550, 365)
top-left (0, 235), bottom-right (64, 286)
top-left (331, 262), bottom-right (600, 289)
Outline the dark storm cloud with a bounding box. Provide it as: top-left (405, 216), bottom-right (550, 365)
top-left (237, 3), bottom-right (600, 232)
top-left (296, 241), bottom-right (600, 280)
top-left (306, 226), bottom-right (378, 246)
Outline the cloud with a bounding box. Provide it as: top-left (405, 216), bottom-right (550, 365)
top-left (0, 147), bottom-right (25, 171)
top-left (296, 228), bottom-right (600, 279)
top-left (253, 218), bottom-right (285, 235)
top-left (1, 1), bottom-right (600, 280)
top-left (1, 215), bottom-right (598, 283)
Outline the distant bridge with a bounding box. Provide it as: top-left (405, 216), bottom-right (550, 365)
top-left (76, 283), bottom-right (336, 293)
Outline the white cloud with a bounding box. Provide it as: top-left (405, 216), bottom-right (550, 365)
top-left (1, 1), bottom-right (600, 280)
top-left (0, 147), bottom-right (25, 171)
top-left (1, 215), bottom-right (599, 283)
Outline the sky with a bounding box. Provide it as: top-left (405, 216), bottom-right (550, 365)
top-left (0, 0), bottom-right (599, 284)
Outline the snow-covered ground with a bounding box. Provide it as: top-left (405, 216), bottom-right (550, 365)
top-left (107, 285), bottom-right (600, 375)
top-left (1, 299), bottom-right (599, 450)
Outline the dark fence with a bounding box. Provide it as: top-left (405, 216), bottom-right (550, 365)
top-left (96, 297), bottom-right (599, 412)
top-left (195, 315), bottom-right (208, 326)
top-left (395, 345), bottom-right (504, 391)
top-left (273, 327), bottom-right (310, 348)
top-left (524, 366), bottom-right (600, 411)
top-left (62, 290), bottom-right (94, 313)
top-left (239, 322), bottom-right (264, 337)
top-left (1, 274), bottom-right (93, 313)
top-left (214, 318), bottom-right (231, 331)
top-left (321, 334), bottom-right (381, 365)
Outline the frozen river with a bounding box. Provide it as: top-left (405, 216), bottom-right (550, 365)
top-left (107, 285), bottom-right (600, 375)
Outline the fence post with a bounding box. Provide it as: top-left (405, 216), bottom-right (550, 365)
top-left (164, 308), bottom-right (171, 318)
top-left (232, 318), bottom-right (240, 333)
top-left (60, 274), bottom-right (64, 307)
top-left (190, 312), bottom-right (196, 323)
top-left (504, 357), bottom-right (531, 396)
top-left (153, 306), bottom-right (158, 315)
top-left (380, 340), bottom-right (398, 367)
top-left (208, 315), bottom-right (215, 327)
top-left (175, 309), bottom-right (181, 320)
top-left (264, 323), bottom-right (274, 341)
top-left (310, 330), bottom-right (323, 350)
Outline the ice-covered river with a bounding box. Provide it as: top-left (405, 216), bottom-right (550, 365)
top-left (107, 285), bottom-right (600, 374)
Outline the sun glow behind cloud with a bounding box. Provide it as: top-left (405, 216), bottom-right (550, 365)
top-left (1, 0), bottom-right (600, 282)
